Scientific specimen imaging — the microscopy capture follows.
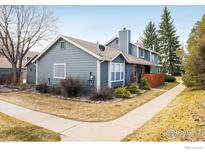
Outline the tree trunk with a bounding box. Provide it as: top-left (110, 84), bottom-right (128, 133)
top-left (17, 58), bottom-right (23, 84)
top-left (12, 64), bottom-right (18, 85)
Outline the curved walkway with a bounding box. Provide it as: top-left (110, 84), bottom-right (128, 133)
top-left (0, 84), bottom-right (186, 141)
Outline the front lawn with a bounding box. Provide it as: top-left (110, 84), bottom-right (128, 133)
top-left (157, 82), bottom-right (179, 90)
top-left (123, 88), bottom-right (205, 141)
top-left (0, 90), bottom-right (164, 122)
top-left (0, 112), bottom-right (60, 141)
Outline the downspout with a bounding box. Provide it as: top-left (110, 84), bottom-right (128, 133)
top-left (36, 60), bottom-right (38, 85)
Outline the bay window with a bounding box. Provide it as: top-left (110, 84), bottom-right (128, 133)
top-left (111, 63), bottom-right (124, 82)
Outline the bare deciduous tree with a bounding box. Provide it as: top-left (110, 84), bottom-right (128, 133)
top-left (0, 5), bottom-right (57, 84)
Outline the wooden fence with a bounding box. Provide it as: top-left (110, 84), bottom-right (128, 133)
top-left (141, 73), bottom-right (165, 88)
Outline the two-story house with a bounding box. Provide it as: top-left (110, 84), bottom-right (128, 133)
top-left (28, 28), bottom-right (161, 91)
top-left (105, 28), bottom-right (160, 76)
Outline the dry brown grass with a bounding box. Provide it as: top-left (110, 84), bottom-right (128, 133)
top-left (175, 76), bottom-right (182, 83)
top-left (0, 112), bottom-right (60, 141)
top-left (0, 90), bottom-right (164, 122)
top-left (123, 88), bottom-right (205, 142)
top-left (157, 82), bottom-right (179, 90)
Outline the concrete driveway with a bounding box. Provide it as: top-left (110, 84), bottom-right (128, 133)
top-left (0, 84), bottom-right (186, 141)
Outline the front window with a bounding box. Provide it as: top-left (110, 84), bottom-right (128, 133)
top-left (111, 63), bottom-right (124, 82)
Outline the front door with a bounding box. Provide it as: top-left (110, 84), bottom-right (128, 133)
top-left (138, 65), bottom-right (145, 82)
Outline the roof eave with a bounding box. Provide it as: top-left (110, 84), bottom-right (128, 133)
top-left (23, 55), bottom-right (38, 67)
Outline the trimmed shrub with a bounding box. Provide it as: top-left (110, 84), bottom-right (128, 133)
top-left (90, 88), bottom-right (113, 101)
top-left (139, 78), bottom-right (151, 90)
top-left (126, 83), bottom-right (141, 94)
top-left (165, 75), bottom-right (176, 82)
top-left (114, 87), bottom-right (131, 98)
top-left (60, 77), bottom-right (82, 97)
top-left (48, 86), bottom-right (61, 95)
top-left (36, 83), bottom-right (48, 93)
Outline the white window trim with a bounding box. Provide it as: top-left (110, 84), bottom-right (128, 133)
top-left (111, 62), bottom-right (124, 82)
top-left (53, 63), bottom-right (66, 79)
top-left (140, 50), bottom-right (145, 58)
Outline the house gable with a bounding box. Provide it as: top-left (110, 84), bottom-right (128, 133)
top-left (36, 38), bottom-right (98, 87)
top-left (112, 54), bottom-right (125, 63)
top-left (34, 35), bottom-right (101, 62)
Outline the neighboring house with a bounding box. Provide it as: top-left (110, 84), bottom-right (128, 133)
top-left (23, 54), bottom-right (39, 84)
top-left (0, 51), bottom-right (40, 76)
top-left (32, 28), bottom-right (161, 91)
top-left (105, 28), bottom-right (160, 74)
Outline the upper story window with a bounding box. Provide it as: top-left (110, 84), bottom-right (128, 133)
top-left (139, 49), bottom-right (145, 58)
top-left (111, 63), bottom-right (124, 82)
top-left (151, 54), bottom-right (155, 63)
top-left (53, 63), bottom-right (66, 79)
top-left (60, 41), bottom-right (66, 50)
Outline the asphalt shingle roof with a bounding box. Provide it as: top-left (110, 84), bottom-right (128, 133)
top-left (63, 35), bottom-right (160, 66)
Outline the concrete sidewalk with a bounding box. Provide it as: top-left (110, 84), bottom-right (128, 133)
top-left (0, 84), bottom-right (186, 141)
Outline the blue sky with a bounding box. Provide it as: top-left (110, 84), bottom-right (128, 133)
top-left (34, 5), bottom-right (205, 51)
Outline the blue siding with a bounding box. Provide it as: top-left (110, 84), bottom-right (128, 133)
top-left (100, 62), bottom-right (108, 88)
top-left (144, 50), bottom-right (150, 61)
top-left (37, 38), bottom-right (97, 89)
top-left (112, 54), bottom-right (124, 63)
top-left (125, 64), bottom-right (133, 84)
top-left (106, 38), bottom-right (118, 49)
top-left (154, 54), bottom-right (158, 64)
top-left (111, 81), bottom-right (123, 88)
top-left (27, 63), bottom-right (36, 84)
top-left (129, 44), bottom-right (138, 57)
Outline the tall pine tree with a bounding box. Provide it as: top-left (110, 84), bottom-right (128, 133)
top-left (140, 21), bottom-right (159, 52)
top-left (158, 7), bottom-right (181, 75)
